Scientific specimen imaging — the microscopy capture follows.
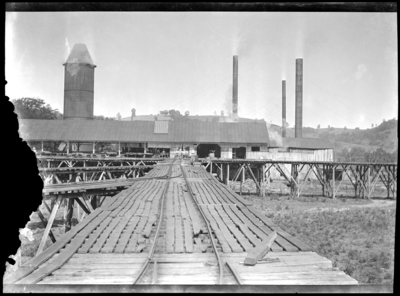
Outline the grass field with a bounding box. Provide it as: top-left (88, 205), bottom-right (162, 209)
top-left (243, 193), bottom-right (396, 285)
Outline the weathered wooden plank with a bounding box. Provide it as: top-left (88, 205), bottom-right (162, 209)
top-left (209, 179), bottom-right (253, 206)
top-left (38, 276), bottom-right (137, 285)
top-left (141, 185), bottom-right (163, 238)
top-left (214, 205), bottom-right (253, 252)
top-left (227, 205), bottom-right (271, 243)
top-left (206, 205), bottom-right (243, 253)
top-left (206, 180), bottom-right (238, 205)
top-left (136, 243), bottom-right (146, 253)
top-left (182, 194), bottom-right (202, 236)
top-left (109, 189), bottom-right (137, 218)
top-left (16, 211), bottom-right (110, 284)
top-left (89, 216), bottom-right (122, 253)
top-left (174, 217), bottom-right (184, 253)
top-left (172, 183), bottom-right (184, 253)
top-left (77, 217), bottom-right (113, 253)
top-left (7, 206), bottom-right (104, 284)
top-left (113, 216), bottom-right (140, 253)
top-left (244, 231), bottom-right (277, 266)
top-left (190, 182), bottom-right (208, 205)
top-left (200, 205), bottom-right (231, 253)
top-left (236, 273), bottom-right (357, 281)
top-left (165, 186), bottom-right (175, 253)
top-left (222, 204), bottom-right (261, 247)
top-left (51, 268), bottom-right (142, 276)
top-left (100, 218), bottom-right (131, 253)
top-left (124, 233), bottom-right (139, 253)
top-left (238, 206), bottom-right (298, 252)
top-left (182, 215), bottom-right (194, 253)
top-left (275, 230), bottom-right (312, 252)
top-left (200, 181), bottom-right (221, 204)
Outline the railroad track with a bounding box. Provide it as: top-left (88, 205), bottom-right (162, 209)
top-left (133, 157), bottom-right (242, 285)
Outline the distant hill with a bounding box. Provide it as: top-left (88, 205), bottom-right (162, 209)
top-left (274, 119), bottom-right (398, 154)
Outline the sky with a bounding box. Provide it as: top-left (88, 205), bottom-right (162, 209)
top-left (6, 11), bottom-right (398, 129)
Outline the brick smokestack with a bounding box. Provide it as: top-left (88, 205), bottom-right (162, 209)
top-left (282, 80), bottom-right (286, 137)
top-left (295, 58), bottom-right (303, 138)
top-left (232, 55), bottom-right (238, 119)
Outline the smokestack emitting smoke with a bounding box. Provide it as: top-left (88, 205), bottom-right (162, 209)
top-left (267, 123), bottom-right (282, 147)
top-left (295, 58), bottom-right (303, 138)
top-left (232, 55), bottom-right (238, 119)
top-left (282, 80), bottom-right (286, 137)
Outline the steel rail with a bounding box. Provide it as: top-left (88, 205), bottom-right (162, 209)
top-left (132, 159), bottom-right (178, 284)
top-left (180, 164), bottom-right (226, 285)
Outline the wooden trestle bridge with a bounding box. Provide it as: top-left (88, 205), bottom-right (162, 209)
top-left (204, 159), bottom-right (397, 199)
top-left (4, 156), bottom-right (362, 291)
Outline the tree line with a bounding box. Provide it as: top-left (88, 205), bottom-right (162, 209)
top-left (335, 146), bottom-right (397, 163)
top-left (12, 98), bottom-right (119, 121)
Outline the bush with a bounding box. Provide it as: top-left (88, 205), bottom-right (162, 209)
top-left (360, 267), bottom-right (381, 284)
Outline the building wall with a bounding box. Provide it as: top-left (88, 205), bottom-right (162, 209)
top-left (220, 144), bottom-right (232, 159)
top-left (240, 149), bottom-right (333, 180)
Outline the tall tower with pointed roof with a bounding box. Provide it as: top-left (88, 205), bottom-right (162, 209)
top-left (63, 43), bottom-right (96, 120)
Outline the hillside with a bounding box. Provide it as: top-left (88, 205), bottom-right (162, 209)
top-left (273, 119), bottom-right (398, 154)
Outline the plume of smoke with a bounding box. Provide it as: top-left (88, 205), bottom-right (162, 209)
top-left (266, 123), bottom-right (283, 147)
top-left (65, 37), bottom-right (71, 55)
top-left (224, 84), bottom-right (232, 117)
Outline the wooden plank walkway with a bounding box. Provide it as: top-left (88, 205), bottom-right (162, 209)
top-left (5, 161), bottom-right (358, 286)
top-left (33, 253), bottom-right (357, 285)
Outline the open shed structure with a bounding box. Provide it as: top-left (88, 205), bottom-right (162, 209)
top-left (19, 119), bottom-right (271, 159)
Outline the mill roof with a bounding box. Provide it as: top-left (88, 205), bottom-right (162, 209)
top-left (19, 119), bottom-right (270, 145)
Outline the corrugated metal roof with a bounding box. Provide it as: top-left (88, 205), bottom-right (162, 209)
top-left (154, 121), bottom-right (169, 133)
top-left (269, 137), bottom-right (334, 149)
top-left (19, 119), bottom-right (270, 144)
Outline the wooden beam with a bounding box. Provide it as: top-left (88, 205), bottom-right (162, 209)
top-left (64, 198), bottom-right (74, 233)
top-left (152, 260), bottom-right (158, 284)
top-left (75, 197), bottom-right (91, 215)
top-left (43, 200), bottom-right (52, 215)
top-left (332, 165), bottom-right (336, 199)
top-left (36, 209), bottom-right (56, 243)
top-left (244, 231), bottom-right (277, 266)
top-left (36, 195), bottom-right (62, 256)
top-left (225, 261), bottom-right (243, 285)
top-left (246, 164), bottom-right (261, 194)
top-left (368, 167), bottom-right (382, 199)
top-left (226, 164), bottom-right (230, 187)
